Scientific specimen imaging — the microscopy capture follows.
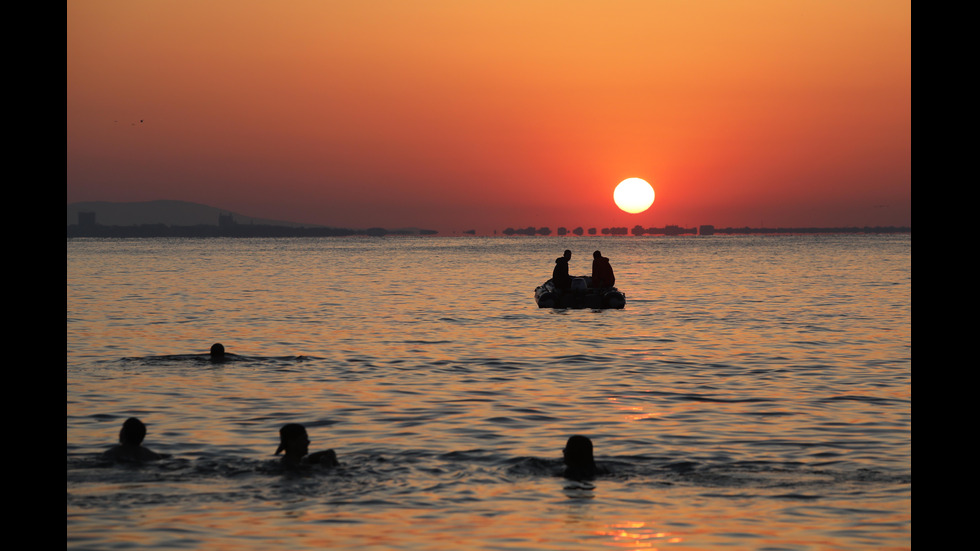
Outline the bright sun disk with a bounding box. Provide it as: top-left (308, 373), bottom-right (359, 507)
top-left (614, 178), bottom-right (655, 213)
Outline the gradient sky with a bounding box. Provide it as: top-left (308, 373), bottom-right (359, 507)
top-left (67, 1), bottom-right (910, 233)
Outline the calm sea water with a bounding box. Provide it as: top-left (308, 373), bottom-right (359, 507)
top-left (67, 235), bottom-right (911, 550)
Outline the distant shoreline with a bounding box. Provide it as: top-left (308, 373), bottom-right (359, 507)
top-left (67, 201), bottom-right (909, 238)
top-left (67, 225), bottom-right (910, 238)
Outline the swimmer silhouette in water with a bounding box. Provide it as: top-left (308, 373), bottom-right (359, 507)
top-left (563, 435), bottom-right (606, 480)
top-left (102, 417), bottom-right (163, 462)
top-left (209, 343), bottom-right (225, 362)
top-left (275, 423), bottom-right (338, 468)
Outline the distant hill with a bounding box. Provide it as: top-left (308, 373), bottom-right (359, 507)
top-left (67, 200), bottom-right (314, 228)
top-left (66, 200), bottom-right (439, 237)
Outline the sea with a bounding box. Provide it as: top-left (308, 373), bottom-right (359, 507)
top-left (67, 235), bottom-right (911, 550)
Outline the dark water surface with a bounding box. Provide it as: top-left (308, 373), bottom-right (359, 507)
top-left (67, 235), bottom-right (910, 550)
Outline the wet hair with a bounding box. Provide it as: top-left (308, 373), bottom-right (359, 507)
top-left (563, 435), bottom-right (597, 479)
top-left (564, 435), bottom-right (594, 461)
top-left (276, 423), bottom-right (309, 455)
top-left (119, 417), bottom-right (147, 446)
top-left (593, 250), bottom-right (602, 258)
top-left (210, 343), bottom-right (225, 359)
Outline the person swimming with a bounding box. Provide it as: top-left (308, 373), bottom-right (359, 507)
top-left (210, 343), bottom-right (225, 362)
top-left (275, 423), bottom-right (338, 468)
top-left (102, 417), bottom-right (163, 462)
top-left (562, 435), bottom-right (603, 480)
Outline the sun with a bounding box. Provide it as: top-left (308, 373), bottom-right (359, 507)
top-left (614, 178), bottom-right (655, 213)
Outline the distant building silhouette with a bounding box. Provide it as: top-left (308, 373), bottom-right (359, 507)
top-left (218, 213), bottom-right (236, 228)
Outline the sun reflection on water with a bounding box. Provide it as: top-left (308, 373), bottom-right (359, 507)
top-left (597, 521), bottom-right (678, 549)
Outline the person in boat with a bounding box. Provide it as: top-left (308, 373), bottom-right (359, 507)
top-left (210, 342), bottom-right (225, 362)
top-left (552, 250), bottom-right (572, 291)
top-left (275, 423), bottom-right (339, 468)
top-left (562, 434), bottom-right (605, 480)
top-left (102, 417), bottom-right (164, 462)
top-left (591, 250), bottom-right (615, 289)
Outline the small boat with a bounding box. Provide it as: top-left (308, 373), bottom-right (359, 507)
top-left (534, 276), bottom-right (626, 309)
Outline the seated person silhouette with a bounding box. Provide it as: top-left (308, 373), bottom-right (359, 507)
top-left (275, 423), bottom-right (338, 468)
top-left (553, 250), bottom-right (572, 291)
top-left (562, 435), bottom-right (605, 480)
top-left (210, 343), bottom-right (225, 362)
top-left (102, 417), bottom-right (163, 462)
top-left (591, 250), bottom-right (615, 288)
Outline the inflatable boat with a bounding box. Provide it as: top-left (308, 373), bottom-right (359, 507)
top-left (534, 276), bottom-right (626, 309)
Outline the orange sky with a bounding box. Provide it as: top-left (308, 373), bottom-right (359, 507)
top-left (67, 1), bottom-right (910, 233)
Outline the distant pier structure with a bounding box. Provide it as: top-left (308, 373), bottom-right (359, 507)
top-left (699, 225), bottom-right (715, 236)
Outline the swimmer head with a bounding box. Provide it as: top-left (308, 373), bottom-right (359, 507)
top-left (210, 343), bottom-right (225, 361)
top-left (276, 423), bottom-right (310, 457)
top-left (563, 434), bottom-right (595, 468)
top-left (119, 417), bottom-right (147, 446)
